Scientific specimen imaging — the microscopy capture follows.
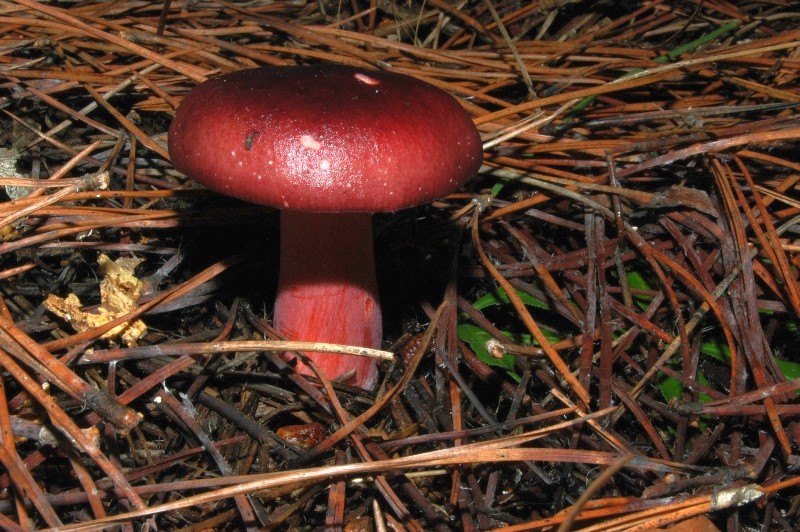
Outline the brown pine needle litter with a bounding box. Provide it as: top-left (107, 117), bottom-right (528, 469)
top-left (0, 0), bottom-right (799, 530)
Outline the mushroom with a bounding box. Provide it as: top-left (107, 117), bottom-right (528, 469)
top-left (168, 65), bottom-right (483, 389)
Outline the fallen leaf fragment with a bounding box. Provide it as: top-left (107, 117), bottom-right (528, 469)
top-left (641, 515), bottom-right (720, 532)
top-left (276, 422), bottom-right (327, 449)
top-left (642, 185), bottom-right (718, 217)
top-left (45, 254), bottom-right (146, 346)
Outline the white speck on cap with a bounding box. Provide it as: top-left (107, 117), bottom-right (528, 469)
top-left (354, 73), bottom-right (381, 86)
top-left (300, 135), bottom-right (321, 150)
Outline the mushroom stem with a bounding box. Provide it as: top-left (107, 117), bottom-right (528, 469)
top-left (274, 211), bottom-right (381, 390)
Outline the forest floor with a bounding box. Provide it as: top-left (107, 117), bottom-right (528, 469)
top-left (0, 0), bottom-right (799, 530)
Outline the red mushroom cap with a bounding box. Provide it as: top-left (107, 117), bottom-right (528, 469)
top-left (168, 65), bottom-right (483, 212)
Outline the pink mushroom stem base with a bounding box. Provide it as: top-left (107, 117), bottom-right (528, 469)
top-left (274, 211), bottom-right (381, 390)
